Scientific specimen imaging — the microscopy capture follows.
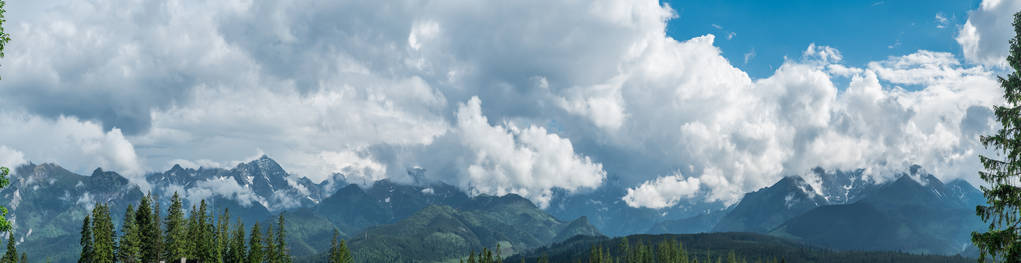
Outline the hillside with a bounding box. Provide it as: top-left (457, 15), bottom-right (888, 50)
top-left (769, 175), bottom-right (984, 255)
top-left (508, 233), bottom-right (975, 263)
top-left (336, 194), bottom-right (601, 262)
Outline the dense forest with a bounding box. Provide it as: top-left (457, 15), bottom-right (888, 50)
top-left (76, 192), bottom-right (353, 263)
top-left (506, 233), bottom-right (976, 263)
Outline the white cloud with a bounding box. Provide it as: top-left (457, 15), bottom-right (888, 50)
top-left (935, 13), bottom-right (949, 29)
top-left (957, 0), bottom-right (1021, 67)
top-left (0, 147), bottom-right (27, 172)
top-left (317, 150), bottom-right (388, 186)
top-left (623, 173), bottom-right (700, 209)
top-left (185, 177), bottom-right (264, 208)
top-left (457, 97), bottom-right (606, 208)
top-left (0, 0), bottom-right (1006, 209)
top-left (0, 112), bottom-right (145, 187)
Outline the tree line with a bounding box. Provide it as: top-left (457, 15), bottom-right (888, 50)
top-left (78, 192), bottom-right (353, 263)
top-left (508, 237), bottom-right (787, 263)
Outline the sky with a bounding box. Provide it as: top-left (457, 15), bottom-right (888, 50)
top-left (0, 0), bottom-right (1017, 209)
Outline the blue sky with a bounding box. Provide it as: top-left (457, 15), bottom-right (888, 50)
top-left (665, 0), bottom-right (981, 79)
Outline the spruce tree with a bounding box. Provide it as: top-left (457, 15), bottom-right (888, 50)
top-left (137, 194), bottom-right (160, 263)
top-left (196, 200), bottom-right (216, 262)
top-left (247, 223), bottom-right (264, 263)
top-left (163, 192), bottom-right (188, 261)
top-left (217, 209), bottom-right (231, 263)
top-left (329, 230), bottom-right (339, 263)
top-left (264, 224), bottom-right (276, 263)
top-left (78, 215), bottom-right (93, 263)
top-left (153, 196), bottom-right (163, 262)
top-left (974, 10), bottom-right (1021, 262)
top-left (618, 237), bottom-right (630, 263)
top-left (118, 205), bottom-right (140, 263)
top-left (18, 253), bottom-right (24, 263)
top-left (227, 219), bottom-right (245, 263)
top-left (3, 231), bottom-right (17, 263)
top-left (336, 240), bottom-right (352, 263)
top-left (974, 9), bottom-right (1021, 262)
top-left (187, 204), bottom-right (199, 258)
top-left (92, 204), bottom-right (116, 263)
top-left (275, 214), bottom-right (289, 263)
top-left (329, 229), bottom-right (353, 263)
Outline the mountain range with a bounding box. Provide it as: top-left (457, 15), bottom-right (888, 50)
top-left (0, 157), bottom-right (989, 262)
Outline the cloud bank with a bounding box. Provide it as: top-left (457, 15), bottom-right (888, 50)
top-left (0, 0), bottom-right (1010, 208)
top-left (957, 0), bottom-right (1021, 68)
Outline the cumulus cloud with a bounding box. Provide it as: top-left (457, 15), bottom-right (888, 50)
top-left (0, 146), bottom-right (27, 172)
top-left (3, 0), bottom-right (256, 134)
top-left (317, 150), bottom-right (388, 186)
top-left (457, 97), bottom-right (606, 208)
top-left (957, 0), bottom-right (1021, 67)
top-left (0, 112), bottom-right (144, 186)
top-left (0, 0), bottom-right (1006, 209)
top-left (623, 173), bottom-right (700, 209)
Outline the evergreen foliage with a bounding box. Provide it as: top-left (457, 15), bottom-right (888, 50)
top-left (136, 194), bottom-right (160, 263)
top-left (3, 231), bottom-right (17, 263)
top-left (78, 216), bottom-right (92, 263)
top-left (508, 233), bottom-right (971, 263)
top-left (973, 9), bottom-right (1021, 262)
top-left (195, 201), bottom-right (216, 262)
top-left (264, 224), bottom-right (275, 263)
top-left (163, 192), bottom-right (187, 260)
top-left (227, 218), bottom-right (246, 263)
top-left (117, 205), bottom-right (140, 263)
top-left (328, 229), bottom-right (352, 263)
top-left (90, 204), bottom-right (115, 263)
top-left (0, 167), bottom-right (11, 233)
top-left (76, 196), bottom-right (301, 263)
top-left (275, 214), bottom-right (289, 263)
top-left (247, 223), bottom-right (264, 263)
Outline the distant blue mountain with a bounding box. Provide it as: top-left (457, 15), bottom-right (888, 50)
top-left (708, 165), bottom-right (985, 256)
top-left (545, 175), bottom-right (729, 236)
top-left (0, 157), bottom-right (989, 261)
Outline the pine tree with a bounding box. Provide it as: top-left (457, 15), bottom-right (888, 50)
top-left (196, 201), bottom-right (216, 262)
top-left (655, 240), bottom-right (669, 263)
top-left (3, 231), bottom-right (18, 263)
top-left (92, 204), bottom-right (116, 263)
top-left (164, 192), bottom-right (188, 261)
top-left (678, 241), bottom-right (689, 263)
top-left (264, 224), bottom-right (276, 263)
top-left (217, 209), bottom-right (231, 263)
top-left (247, 223), bottom-right (264, 263)
top-left (275, 214), bottom-right (289, 263)
top-left (118, 205), bottom-right (140, 263)
top-left (618, 237), bottom-right (630, 263)
top-left (227, 219), bottom-right (246, 263)
top-left (329, 230), bottom-right (339, 263)
top-left (974, 9), bottom-right (1021, 262)
top-left (153, 196), bottom-right (163, 262)
top-left (187, 204), bottom-right (199, 258)
top-left (328, 229), bottom-right (353, 263)
top-left (137, 194), bottom-right (160, 263)
top-left (18, 253), bottom-right (24, 263)
top-left (78, 215), bottom-right (93, 263)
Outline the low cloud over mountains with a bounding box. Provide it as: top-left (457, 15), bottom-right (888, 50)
top-left (0, 0), bottom-right (1013, 208)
